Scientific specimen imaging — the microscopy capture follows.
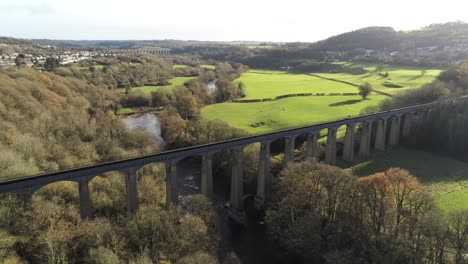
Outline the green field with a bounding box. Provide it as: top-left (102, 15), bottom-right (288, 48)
top-left (201, 95), bottom-right (386, 134)
top-left (174, 64), bottom-right (216, 69)
top-left (237, 66), bottom-right (442, 100)
top-left (121, 76), bottom-right (195, 94)
top-left (80, 64), bottom-right (105, 70)
top-left (340, 147), bottom-right (468, 214)
top-left (317, 63), bottom-right (442, 95)
top-left (173, 64), bottom-right (189, 69)
top-left (201, 65), bottom-right (441, 134)
top-left (201, 64), bottom-right (216, 69)
top-left (117, 107), bottom-right (136, 115)
top-left (237, 70), bottom-right (359, 100)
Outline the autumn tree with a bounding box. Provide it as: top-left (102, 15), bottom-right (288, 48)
top-left (385, 168), bottom-right (422, 236)
top-left (151, 89), bottom-right (171, 107)
top-left (266, 161), bottom-right (356, 262)
top-left (357, 173), bottom-right (392, 240)
top-left (448, 210), bottom-right (468, 264)
top-left (172, 86), bottom-right (199, 119)
top-left (158, 110), bottom-right (191, 146)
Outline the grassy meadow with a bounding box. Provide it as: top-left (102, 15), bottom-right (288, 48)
top-left (340, 147), bottom-right (468, 214)
top-left (318, 62), bottom-right (442, 95)
top-left (120, 76), bottom-right (195, 94)
top-left (125, 64), bottom-right (213, 94)
top-left (201, 64), bottom-right (441, 134)
top-left (117, 107), bottom-right (136, 115)
top-left (173, 64), bottom-right (190, 69)
top-left (201, 64), bottom-right (216, 69)
top-left (201, 95), bottom-right (386, 134)
top-left (236, 70), bottom-right (358, 99)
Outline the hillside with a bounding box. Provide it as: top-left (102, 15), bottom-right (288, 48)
top-left (305, 22), bottom-right (468, 66)
top-left (0, 68), bottom-right (158, 180)
top-left (314, 22), bottom-right (468, 52)
top-left (314, 26), bottom-right (399, 51)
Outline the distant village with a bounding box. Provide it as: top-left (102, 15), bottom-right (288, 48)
top-left (0, 44), bottom-right (119, 68)
top-left (0, 42), bottom-right (171, 69)
top-left (362, 37), bottom-right (468, 66)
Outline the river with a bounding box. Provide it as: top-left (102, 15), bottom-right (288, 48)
top-left (122, 112), bottom-right (166, 149)
top-left (207, 78), bottom-right (217, 94)
top-left (122, 110), bottom-right (280, 263)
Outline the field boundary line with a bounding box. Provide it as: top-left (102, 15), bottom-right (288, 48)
top-left (307, 73), bottom-right (393, 97)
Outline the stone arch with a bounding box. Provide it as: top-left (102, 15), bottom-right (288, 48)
top-left (242, 142), bottom-right (262, 192)
top-left (174, 155), bottom-right (204, 198)
top-left (236, 141), bottom-right (272, 209)
top-left (268, 137), bottom-right (285, 171)
top-left (136, 161), bottom-right (168, 208)
top-left (33, 180), bottom-right (79, 203)
top-left (290, 131), bottom-right (318, 162)
top-left (32, 178), bottom-right (90, 219)
top-left (282, 134), bottom-right (300, 168)
top-left (88, 170), bottom-right (130, 218)
top-left (302, 130), bottom-right (320, 160)
top-left (334, 124), bottom-right (347, 156)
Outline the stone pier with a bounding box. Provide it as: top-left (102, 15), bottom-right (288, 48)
top-left (125, 168), bottom-right (139, 216)
top-left (359, 122), bottom-right (372, 156)
top-left (255, 141), bottom-right (271, 208)
top-left (305, 132), bottom-right (318, 159)
top-left (165, 160), bottom-right (178, 208)
top-left (389, 115), bottom-right (401, 146)
top-left (374, 118), bottom-right (387, 151)
top-left (21, 188), bottom-right (33, 209)
top-left (283, 136), bottom-right (296, 167)
top-left (201, 153), bottom-right (213, 197)
top-left (79, 177), bottom-right (93, 219)
top-left (342, 124), bottom-right (356, 162)
top-left (325, 128), bottom-right (337, 164)
top-left (402, 114), bottom-right (412, 137)
top-left (230, 147), bottom-right (244, 221)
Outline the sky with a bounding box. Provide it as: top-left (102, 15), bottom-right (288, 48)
top-left (1, 0), bottom-right (468, 42)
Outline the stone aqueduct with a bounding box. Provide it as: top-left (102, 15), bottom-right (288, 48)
top-left (0, 101), bottom-right (440, 221)
top-left (129, 48), bottom-right (171, 55)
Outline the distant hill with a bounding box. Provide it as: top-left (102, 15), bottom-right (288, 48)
top-left (2, 21), bottom-right (468, 67)
top-left (408, 22), bottom-right (468, 47)
top-left (314, 22), bottom-right (468, 52)
top-left (0, 37), bottom-right (33, 45)
top-left (315, 27), bottom-right (399, 51)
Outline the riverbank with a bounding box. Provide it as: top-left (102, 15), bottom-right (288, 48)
top-left (117, 106), bottom-right (165, 117)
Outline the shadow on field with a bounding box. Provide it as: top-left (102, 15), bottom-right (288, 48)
top-left (408, 74), bottom-right (424, 81)
top-left (329, 99), bottom-right (361, 107)
top-left (360, 73), bottom-right (374, 79)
